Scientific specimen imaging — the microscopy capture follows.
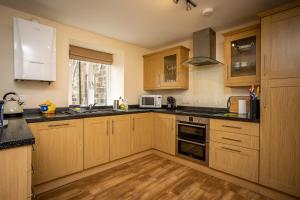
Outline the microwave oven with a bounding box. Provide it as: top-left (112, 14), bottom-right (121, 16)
top-left (139, 95), bottom-right (162, 108)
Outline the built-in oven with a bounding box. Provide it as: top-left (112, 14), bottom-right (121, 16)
top-left (176, 115), bottom-right (209, 165)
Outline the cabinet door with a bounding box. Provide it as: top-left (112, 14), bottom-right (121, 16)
top-left (144, 54), bottom-right (162, 90)
top-left (0, 146), bottom-right (30, 200)
top-left (30, 119), bottom-right (84, 185)
top-left (110, 115), bottom-right (131, 161)
top-left (153, 113), bottom-right (176, 155)
top-left (224, 27), bottom-right (261, 86)
top-left (84, 117), bottom-right (110, 169)
top-left (160, 48), bottom-right (189, 89)
top-left (210, 142), bottom-right (259, 182)
top-left (261, 7), bottom-right (300, 79)
top-left (260, 78), bottom-right (300, 197)
top-left (131, 113), bottom-right (153, 154)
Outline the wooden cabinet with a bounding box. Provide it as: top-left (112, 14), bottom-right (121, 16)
top-left (210, 119), bottom-right (259, 182)
top-left (260, 79), bottom-right (300, 197)
top-left (153, 113), bottom-right (176, 155)
top-left (259, 4), bottom-right (300, 197)
top-left (210, 142), bottom-right (259, 182)
top-left (84, 117), bottom-right (110, 169)
top-left (144, 54), bottom-right (162, 89)
top-left (261, 7), bottom-right (300, 80)
top-left (131, 113), bottom-right (153, 154)
top-left (29, 119), bottom-right (84, 185)
top-left (223, 24), bottom-right (261, 87)
top-left (109, 115), bottom-right (132, 161)
top-left (0, 146), bottom-right (32, 200)
top-left (143, 46), bottom-right (190, 90)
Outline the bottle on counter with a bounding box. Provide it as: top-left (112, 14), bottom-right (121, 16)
top-left (0, 100), bottom-right (4, 128)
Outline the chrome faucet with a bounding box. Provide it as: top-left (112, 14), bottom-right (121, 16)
top-left (88, 103), bottom-right (97, 110)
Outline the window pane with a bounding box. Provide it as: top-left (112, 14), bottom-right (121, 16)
top-left (70, 59), bottom-right (110, 106)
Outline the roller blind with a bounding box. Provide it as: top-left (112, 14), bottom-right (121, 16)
top-left (69, 45), bottom-right (113, 65)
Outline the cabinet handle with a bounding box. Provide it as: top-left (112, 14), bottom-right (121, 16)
top-left (107, 120), bottom-right (109, 136)
top-left (112, 120), bottom-right (114, 134)
top-left (31, 165), bottom-right (35, 175)
top-left (132, 118), bottom-right (135, 131)
top-left (264, 87), bottom-right (268, 109)
top-left (221, 125), bottom-right (242, 129)
top-left (226, 64), bottom-right (228, 80)
top-left (263, 55), bottom-right (267, 76)
top-left (221, 146), bottom-right (241, 153)
top-left (222, 137), bottom-right (242, 142)
top-left (48, 123), bottom-right (69, 127)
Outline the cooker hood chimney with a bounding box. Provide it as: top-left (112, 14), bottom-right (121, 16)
top-left (183, 28), bottom-right (223, 66)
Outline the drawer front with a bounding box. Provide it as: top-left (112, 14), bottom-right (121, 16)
top-left (210, 119), bottom-right (259, 136)
top-left (29, 119), bottom-right (82, 129)
top-left (210, 142), bottom-right (259, 182)
top-left (210, 130), bottom-right (259, 150)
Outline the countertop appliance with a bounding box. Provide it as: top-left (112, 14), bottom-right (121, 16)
top-left (167, 96), bottom-right (176, 110)
top-left (3, 92), bottom-right (23, 117)
top-left (183, 28), bottom-right (222, 66)
top-left (139, 95), bottom-right (162, 108)
top-left (176, 115), bottom-right (209, 165)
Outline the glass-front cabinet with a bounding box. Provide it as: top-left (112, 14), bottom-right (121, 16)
top-left (143, 46), bottom-right (189, 90)
top-left (224, 25), bottom-right (261, 87)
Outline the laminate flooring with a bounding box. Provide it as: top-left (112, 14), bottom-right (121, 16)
top-left (37, 154), bottom-right (271, 200)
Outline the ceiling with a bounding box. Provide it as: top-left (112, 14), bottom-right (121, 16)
top-left (0, 0), bottom-right (291, 49)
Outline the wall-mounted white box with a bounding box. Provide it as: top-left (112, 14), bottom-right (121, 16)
top-left (13, 17), bottom-right (56, 82)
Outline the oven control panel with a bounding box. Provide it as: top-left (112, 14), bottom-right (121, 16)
top-left (176, 115), bottom-right (209, 125)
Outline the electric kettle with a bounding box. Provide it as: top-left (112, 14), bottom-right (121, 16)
top-left (3, 92), bottom-right (24, 116)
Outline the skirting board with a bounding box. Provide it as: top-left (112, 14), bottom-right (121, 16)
top-left (152, 150), bottom-right (298, 200)
top-left (34, 149), bottom-right (298, 200)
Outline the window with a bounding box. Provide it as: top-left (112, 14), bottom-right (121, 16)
top-left (69, 45), bottom-right (113, 106)
top-left (70, 60), bottom-right (111, 105)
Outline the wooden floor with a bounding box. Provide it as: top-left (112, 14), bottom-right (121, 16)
top-left (37, 154), bottom-right (271, 200)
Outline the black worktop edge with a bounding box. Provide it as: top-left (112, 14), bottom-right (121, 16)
top-left (25, 109), bottom-right (259, 123)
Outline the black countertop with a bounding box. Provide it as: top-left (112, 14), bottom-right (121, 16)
top-left (24, 108), bottom-right (260, 123)
top-left (0, 107), bottom-right (259, 150)
top-left (0, 118), bottom-right (35, 150)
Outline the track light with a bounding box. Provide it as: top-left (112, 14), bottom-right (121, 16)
top-left (173, 0), bottom-right (197, 11)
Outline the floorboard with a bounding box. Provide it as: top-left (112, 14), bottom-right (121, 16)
top-left (37, 154), bottom-right (271, 200)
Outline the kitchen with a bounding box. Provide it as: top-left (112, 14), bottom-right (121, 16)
top-left (0, 0), bottom-right (299, 200)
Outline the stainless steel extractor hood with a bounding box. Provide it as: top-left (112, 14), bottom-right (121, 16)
top-left (183, 28), bottom-right (223, 66)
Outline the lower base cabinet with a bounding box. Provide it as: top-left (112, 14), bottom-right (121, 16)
top-left (0, 146), bottom-right (32, 200)
top-left (131, 113), bottom-right (153, 154)
top-left (153, 113), bottom-right (176, 155)
top-left (110, 115), bottom-right (132, 161)
top-left (84, 117), bottom-right (110, 169)
top-left (29, 119), bottom-right (84, 185)
top-left (210, 142), bottom-right (259, 182)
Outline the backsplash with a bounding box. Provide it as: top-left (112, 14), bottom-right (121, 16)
top-left (149, 65), bottom-right (249, 108)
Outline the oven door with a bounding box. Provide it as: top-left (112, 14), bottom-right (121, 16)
top-left (177, 138), bottom-right (207, 164)
top-left (177, 122), bottom-right (207, 143)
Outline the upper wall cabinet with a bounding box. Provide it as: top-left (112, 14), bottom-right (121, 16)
top-left (143, 46), bottom-right (190, 90)
top-left (223, 25), bottom-right (261, 87)
top-left (14, 17), bottom-right (56, 82)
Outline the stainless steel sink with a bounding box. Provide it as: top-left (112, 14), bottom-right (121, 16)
top-left (62, 108), bottom-right (119, 115)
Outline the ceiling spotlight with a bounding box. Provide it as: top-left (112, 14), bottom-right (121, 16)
top-left (173, 0), bottom-right (197, 11)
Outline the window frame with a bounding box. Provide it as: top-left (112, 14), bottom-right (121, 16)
top-left (69, 59), bottom-right (111, 106)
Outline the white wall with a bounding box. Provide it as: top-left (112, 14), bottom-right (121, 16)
top-left (146, 22), bottom-right (259, 108)
top-left (0, 5), bottom-right (149, 108)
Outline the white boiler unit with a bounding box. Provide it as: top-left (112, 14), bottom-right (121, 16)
top-left (13, 17), bottom-right (56, 82)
